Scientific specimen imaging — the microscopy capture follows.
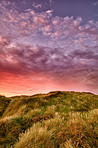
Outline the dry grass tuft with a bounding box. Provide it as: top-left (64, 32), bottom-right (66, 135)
top-left (0, 91), bottom-right (98, 148)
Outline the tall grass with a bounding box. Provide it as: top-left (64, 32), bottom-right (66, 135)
top-left (14, 109), bottom-right (98, 148)
top-left (0, 91), bottom-right (98, 148)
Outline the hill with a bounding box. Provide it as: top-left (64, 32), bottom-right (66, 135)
top-left (0, 91), bottom-right (98, 148)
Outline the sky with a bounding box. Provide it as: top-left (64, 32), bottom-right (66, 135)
top-left (0, 0), bottom-right (98, 97)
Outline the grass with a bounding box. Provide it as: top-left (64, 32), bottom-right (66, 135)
top-left (0, 91), bottom-right (98, 148)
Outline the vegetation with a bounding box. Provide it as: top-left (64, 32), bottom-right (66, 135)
top-left (0, 91), bottom-right (98, 148)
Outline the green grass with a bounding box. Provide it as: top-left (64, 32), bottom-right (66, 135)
top-left (0, 91), bottom-right (98, 148)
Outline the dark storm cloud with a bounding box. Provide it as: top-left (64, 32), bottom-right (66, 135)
top-left (71, 50), bottom-right (98, 60)
top-left (0, 43), bottom-right (98, 83)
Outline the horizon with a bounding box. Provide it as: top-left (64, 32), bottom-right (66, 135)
top-left (0, 0), bottom-right (98, 96)
top-left (0, 90), bottom-right (97, 98)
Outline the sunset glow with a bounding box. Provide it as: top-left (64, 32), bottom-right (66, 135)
top-left (0, 0), bottom-right (98, 96)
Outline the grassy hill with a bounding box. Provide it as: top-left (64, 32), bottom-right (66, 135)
top-left (0, 91), bottom-right (98, 148)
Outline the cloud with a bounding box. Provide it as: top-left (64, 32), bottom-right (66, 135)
top-left (0, 1), bottom-right (98, 94)
top-left (93, 1), bottom-right (98, 6)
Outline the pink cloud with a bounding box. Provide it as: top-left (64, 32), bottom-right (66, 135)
top-left (0, 1), bottom-right (98, 95)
